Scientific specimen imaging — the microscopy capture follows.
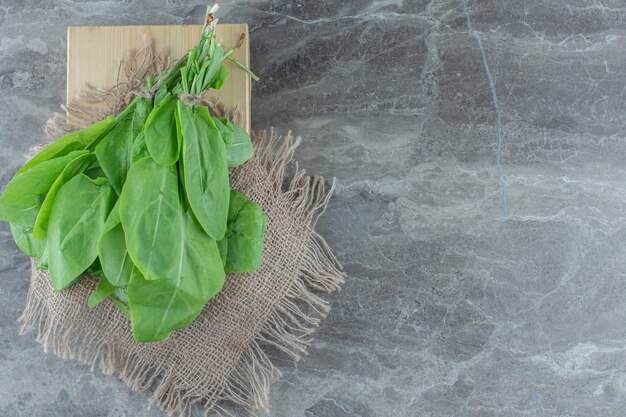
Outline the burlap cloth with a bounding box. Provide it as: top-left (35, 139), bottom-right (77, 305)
top-left (18, 40), bottom-right (345, 416)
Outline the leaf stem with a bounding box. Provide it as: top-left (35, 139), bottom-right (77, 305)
top-left (226, 56), bottom-right (260, 81)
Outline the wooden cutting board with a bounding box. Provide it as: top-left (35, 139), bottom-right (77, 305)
top-left (67, 24), bottom-right (251, 133)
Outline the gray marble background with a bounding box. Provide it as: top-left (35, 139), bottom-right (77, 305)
top-left (2, 0), bottom-right (626, 416)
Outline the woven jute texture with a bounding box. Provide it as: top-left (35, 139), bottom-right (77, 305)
top-left (18, 40), bottom-right (345, 416)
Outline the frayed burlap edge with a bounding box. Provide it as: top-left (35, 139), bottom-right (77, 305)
top-left (18, 38), bottom-right (345, 416)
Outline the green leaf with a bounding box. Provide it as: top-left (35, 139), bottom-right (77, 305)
top-left (119, 157), bottom-right (184, 280)
top-left (111, 286), bottom-right (130, 318)
top-left (223, 189), bottom-right (267, 273)
top-left (87, 257), bottom-right (104, 277)
top-left (130, 98), bottom-right (153, 165)
top-left (186, 47), bottom-right (197, 72)
top-left (174, 109), bottom-right (189, 211)
top-left (144, 94), bottom-right (180, 166)
top-left (84, 165), bottom-right (105, 179)
top-left (180, 66), bottom-right (190, 92)
top-left (33, 152), bottom-right (96, 239)
top-left (213, 117), bottom-right (233, 145)
top-left (16, 116), bottom-right (115, 175)
top-left (95, 115), bottom-right (134, 195)
top-left (133, 97), bottom-right (152, 127)
top-left (171, 84), bottom-right (183, 96)
top-left (47, 174), bottom-right (115, 291)
top-left (216, 235), bottom-right (228, 267)
top-left (88, 276), bottom-right (116, 308)
top-left (36, 247), bottom-right (49, 269)
top-left (201, 44), bottom-right (224, 89)
top-left (98, 200), bottom-right (133, 286)
top-left (212, 65), bottom-right (230, 90)
top-left (131, 131), bottom-right (150, 163)
top-left (153, 84), bottom-right (169, 107)
top-left (0, 150), bottom-right (89, 227)
top-left (10, 223), bottom-right (46, 259)
top-left (191, 60), bottom-right (207, 94)
top-left (225, 124), bottom-right (253, 168)
top-left (127, 213), bottom-right (225, 342)
top-left (178, 102), bottom-right (229, 239)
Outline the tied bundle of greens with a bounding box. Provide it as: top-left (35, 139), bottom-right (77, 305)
top-left (0, 4), bottom-right (267, 342)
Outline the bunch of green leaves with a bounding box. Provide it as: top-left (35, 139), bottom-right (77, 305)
top-left (0, 4), bottom-right (267, 343)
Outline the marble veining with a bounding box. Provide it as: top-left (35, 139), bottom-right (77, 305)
top-left (2, 1), bottom-right (626, 416)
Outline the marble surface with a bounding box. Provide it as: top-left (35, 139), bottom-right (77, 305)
top-left (2, 0), bottom-right (626, 416)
